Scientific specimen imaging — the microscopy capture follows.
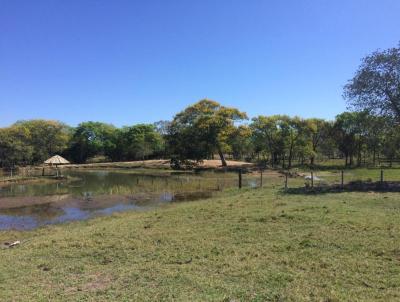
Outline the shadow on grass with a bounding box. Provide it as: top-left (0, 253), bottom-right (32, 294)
top-left (281, 181), bottom-right (400, 195)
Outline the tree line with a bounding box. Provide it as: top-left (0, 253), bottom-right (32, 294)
top-left (1, 105), bottom-right (399, 169)
top-left (0, 121), bottom-right (165, 167)
top-left (1, 43), bottom-right (399, 169)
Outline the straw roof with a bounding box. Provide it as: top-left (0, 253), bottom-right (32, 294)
top-left (44, 155), bottom-right (70, 165)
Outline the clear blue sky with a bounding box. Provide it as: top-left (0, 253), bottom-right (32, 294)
top-left (1, 0), bottom-right (400, 127)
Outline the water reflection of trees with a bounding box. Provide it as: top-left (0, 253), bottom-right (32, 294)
top-left (0, 182), bottom-right (69, 198)
top-left (0, 171), bottom-right (249, 230)
top-left (65, 170), bottom-right (241, 196)
top-left (1, 171), bottom-right (258, 202)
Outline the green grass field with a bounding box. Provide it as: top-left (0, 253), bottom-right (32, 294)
top-left (0, 173), bottom-right (399, 301)
top-left (288, 166), bottom-right (400, 187)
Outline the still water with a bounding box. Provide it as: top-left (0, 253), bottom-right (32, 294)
top-left (0, 169), bottom-right (245, 230)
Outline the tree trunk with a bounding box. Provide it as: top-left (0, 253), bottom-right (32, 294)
top-left (288, 143), bottom-right (294, 169)
top-left (271, 152), bottom-right (275, 167)
top-left (217, 146), bottom-right (227, 167)
top-left (357, 142), bottom-right (362, 166)
top-left (373, 146), bottom-right (376, 166)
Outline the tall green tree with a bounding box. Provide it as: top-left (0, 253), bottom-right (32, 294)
top-left (333, 112), bottom-right (361, 166)
top-left (117, 124), bottom-right (163, 160)
top-left (68, 122), bottom-right (117, 163)
top-left (344, 43), bottom-right (400, 123)
top-left (227, 125), bottom-right (253, 160)
top-left (251, 115), bottom-right (282, 167)
top-left (14, 120), bottom-right (71, 163)
top-left (364, 115), bottom-right (387, 165)
top-left (304, 118), bottom-right (331, 166)
top-left (280, 116), bottom-right (308, 169)
top-left (168, 99), bottom-right (247, 166)
top-left (0, 125), bottom-right (33, 167)
top-left (0, 120), bottom-right (70, 167)
top-left (251, 115), bottom-right (310, 168)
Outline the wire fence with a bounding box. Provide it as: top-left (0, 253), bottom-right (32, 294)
top-left (2, 166), bottom-right (400, 193)
top-left (210, 168), bottom-right (400, 192)
top-left (275, 168), bottom-right (400, 192)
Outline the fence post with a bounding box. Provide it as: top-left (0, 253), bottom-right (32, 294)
top-left (311, 171), bottom-right (314, 188)
top-left (238, 169), bottom-right (242, 189)
top-left (260, 169), bottom-right (263, 188)
top-left (341, 170), bottom-right (344, 189)
top-left (380, 169), bottom-right (384, 183)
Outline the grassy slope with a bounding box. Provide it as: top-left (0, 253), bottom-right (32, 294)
top-left (0, 187), bottom-right (399, 301)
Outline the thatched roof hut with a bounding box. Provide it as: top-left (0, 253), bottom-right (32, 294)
top-left (44, 155), bottom-right (70, 165)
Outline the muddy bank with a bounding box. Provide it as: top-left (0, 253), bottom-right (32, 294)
top-left (0, 194), bottom-right (143, 210)
top-left (0, 194), bottom-right (71, 210)
top-left (0, 190), bottom-right (216, 210)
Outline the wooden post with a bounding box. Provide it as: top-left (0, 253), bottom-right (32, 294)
top-left (238, 169), bottom-right (242, 189)
top-left (380, 169), bottom-right (384, 183)
top-left (260, 169), bottom-right (263, 188)
top-left (311, 171), bottom-right (314, 188)
top-left (341, 170), bottom-right (344, 189)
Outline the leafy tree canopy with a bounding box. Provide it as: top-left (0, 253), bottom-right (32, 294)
top-left (168, 99), bottom-right (247, 166)
top-left (344, 43), bottom-right (400, 123)
top-left (68, 121), bottom-right (117, 163)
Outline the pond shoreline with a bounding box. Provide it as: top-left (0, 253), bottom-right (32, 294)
top-left (0, 168), bottom-right (236, 230)
top-left (1, 159), bottom-right (255, 187)
top-left (17, 159), bottom-right (255, 172)
top-left (0, 176), bottom-right (68, 188)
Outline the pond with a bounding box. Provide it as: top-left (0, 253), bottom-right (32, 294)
top-left (0, 169), bottom-right (253, 230)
